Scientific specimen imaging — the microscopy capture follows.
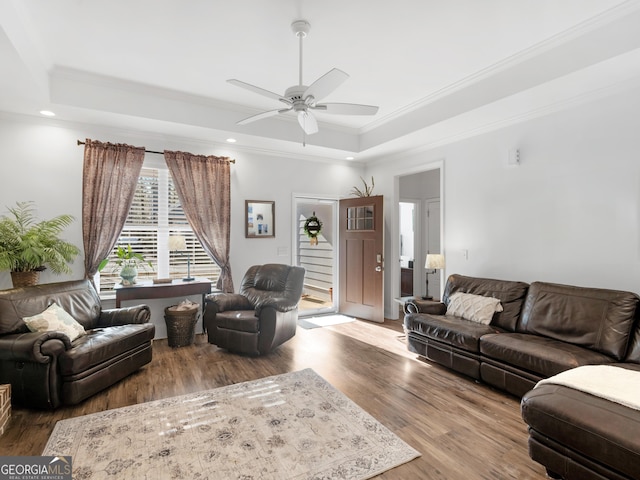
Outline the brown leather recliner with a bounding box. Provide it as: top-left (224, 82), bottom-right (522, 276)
top-left (0, 279), bottom-right (154, 409)
top-left (203, 264), bottom-right (305, 355)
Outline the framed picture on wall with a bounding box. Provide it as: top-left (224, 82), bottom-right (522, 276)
top-left (245, 200), bottom-right (275, 238)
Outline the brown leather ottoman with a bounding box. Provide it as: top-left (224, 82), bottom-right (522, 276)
top-left (521, 364), bottom-right (640, 480)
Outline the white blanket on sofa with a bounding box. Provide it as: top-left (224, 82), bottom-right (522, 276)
top-left (535, 365), bottom-right (640, 411)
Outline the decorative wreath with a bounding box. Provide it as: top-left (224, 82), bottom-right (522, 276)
top-left (303, 212), bottom-right (323, 244)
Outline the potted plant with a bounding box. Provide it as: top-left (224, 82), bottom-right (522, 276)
top-left (0, 201), bottom-right (80, 287)
top-left (99, 244), bottom-right (153, 285)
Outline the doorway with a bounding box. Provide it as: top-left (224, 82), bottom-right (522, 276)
top-left (425, 198), bottom-right (442, 300)
top-left (399, 201), bottom-right (417, 297)
top-left (397, 168), bottom-right (442, 301)
top-left (293, 196), bottom-right (337, 316)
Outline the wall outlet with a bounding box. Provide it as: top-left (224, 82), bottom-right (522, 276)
top-left (462, 249), bottom-right (468, 260)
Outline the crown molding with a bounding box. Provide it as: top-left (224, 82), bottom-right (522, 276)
top-left (361, 0), bottom-right (640, 134)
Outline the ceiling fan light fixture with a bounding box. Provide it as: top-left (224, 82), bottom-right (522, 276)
top-left (297, 110), bottom-right (318, 135)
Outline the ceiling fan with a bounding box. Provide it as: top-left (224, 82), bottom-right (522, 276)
top-left (228, 20), bottom-right (379, 136)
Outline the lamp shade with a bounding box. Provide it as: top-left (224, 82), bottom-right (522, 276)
top-left (168, 235), bottom-right (187, 251)
top-left (425, 254), bottom-right (445, 269)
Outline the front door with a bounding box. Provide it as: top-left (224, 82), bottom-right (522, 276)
top-left (338, 195), bottom-right (384, 323)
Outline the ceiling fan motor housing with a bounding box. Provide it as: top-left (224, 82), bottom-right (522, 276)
top-left (285, 85), bottom-right (313, 111)
top-left (291, 20), bottom-right (310, 37)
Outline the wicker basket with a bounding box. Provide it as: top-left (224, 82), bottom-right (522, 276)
top-left (10, 270), bottom-right (40, 288)
top-left (164, 304), bottom-right (199, 348)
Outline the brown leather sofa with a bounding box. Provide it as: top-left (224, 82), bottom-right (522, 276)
top-left (0, 279), bottom-right (155, 409)
top-left (404, 274), bottom-right (639, 396)
top-left (203, 263), bottom-right (305, 355)
top-left (404, 274), bottom-right (640, 479)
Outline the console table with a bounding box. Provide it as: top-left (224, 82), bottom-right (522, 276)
top-left (114, 277), bottom-right (213, 309)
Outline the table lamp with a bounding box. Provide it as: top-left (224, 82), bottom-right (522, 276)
top-left (424, 253), bottom-right (445, 300)
top-left (169, 235), bottom-right (194, 281)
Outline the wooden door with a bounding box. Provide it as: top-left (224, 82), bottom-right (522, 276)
top-left (339, 195), bottom-right (384, 323)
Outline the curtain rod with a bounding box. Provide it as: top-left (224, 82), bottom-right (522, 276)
top-left (76, 140), bottom-right (235, 163)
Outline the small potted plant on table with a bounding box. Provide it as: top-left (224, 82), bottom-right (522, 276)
top-left (99, 244), bottom-right (153, 285)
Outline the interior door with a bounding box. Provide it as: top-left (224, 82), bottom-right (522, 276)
top-left (339, 195), bottom-right (384, 323)
top-left (425, 199), bottom-right (441, 299)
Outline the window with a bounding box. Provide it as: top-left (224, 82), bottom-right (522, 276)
top-left (346, 205), bottom-right (375, 230)
top-left (97, 161), bottom-right (220, 295)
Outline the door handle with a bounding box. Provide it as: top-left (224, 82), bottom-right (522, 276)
top-left (375, 266), bottom-right (382, 272)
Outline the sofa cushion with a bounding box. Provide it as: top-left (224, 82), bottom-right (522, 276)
top-left (59, 324), bottom-right (155, 376)
top-left (446, 292), bottom-right (503, 325)
top-left (404, 313), bottom-right (503, 353)
top-left (625, 326), bottom-right (640, 364)
top-left (481, 333), bottom-right (615, 378)
top-left (23, 302), bottom-right (86, 342)
top-left (442, 274), bottom-right (529, 331)
top-left (240, 264), bottom-right (304, 308)
top-left (518, 282), bottom-right (639, 361)
top-left (215, 310), bottom-right (260, 334)
top-left (0, 279), bottom-right (102, 335)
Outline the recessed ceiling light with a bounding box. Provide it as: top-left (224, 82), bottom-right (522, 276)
top-left (226, 138), bottom-right (237, 143)
top-left (39, 110), bottom-right (56, 117)
top-left (345, 156), bottom-right (354, 160)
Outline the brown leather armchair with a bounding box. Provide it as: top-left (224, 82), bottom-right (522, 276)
top-left (203, 264), bottom-right (305, 355)
top-left (0, 279), bottom-right (154, 409)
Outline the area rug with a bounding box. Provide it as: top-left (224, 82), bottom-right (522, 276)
top-left (43, 368), bottom-right (420, 480)
top-left (298, 314), bottom-right (356, 329)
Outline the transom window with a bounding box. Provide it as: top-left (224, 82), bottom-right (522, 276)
top-left (97, 161), bottom-right (220, 295)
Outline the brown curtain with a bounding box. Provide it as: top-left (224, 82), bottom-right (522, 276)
top-left (82, 139), bottom-right (145, 280)
top-left (163, 150), bottom-right (234, 293)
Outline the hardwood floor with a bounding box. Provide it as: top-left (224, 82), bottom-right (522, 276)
top-left (0, 318), bottom-right (547, 479)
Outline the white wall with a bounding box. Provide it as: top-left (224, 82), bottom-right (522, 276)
top-left (369, 85), bottom-right (640, 319)
top-left (3, 83), bottom-right (640, 326)
top-left (399, 169), bottom-right (440, 199)
top-left (0, 113), bottom-right (364, 336)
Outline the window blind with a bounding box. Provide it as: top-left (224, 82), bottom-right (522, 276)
top-left (98, 166), bottom-right (220, 294)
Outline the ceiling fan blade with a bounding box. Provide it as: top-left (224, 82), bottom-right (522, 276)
top-left (227, 79), bottom-right (286, 103)
top-left (303, 68), bottom-right (349, 103)
top-left (313, 103), bottom-right (379, 115)
top-left (297, 110), bottom-right (318, 135)
top-left (237, 107), bottom-right (290, 126)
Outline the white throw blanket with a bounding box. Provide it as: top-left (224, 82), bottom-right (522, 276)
top-left (535, 365), bottom-right (640, 411)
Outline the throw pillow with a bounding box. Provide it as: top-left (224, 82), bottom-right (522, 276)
top-left (23, 302), bottom-right (86, 341)
top-left (446, 292), bottom-right (503, 325)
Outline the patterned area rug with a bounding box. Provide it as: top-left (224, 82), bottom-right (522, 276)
top-left (44, 369), bottom-right (420, 480)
